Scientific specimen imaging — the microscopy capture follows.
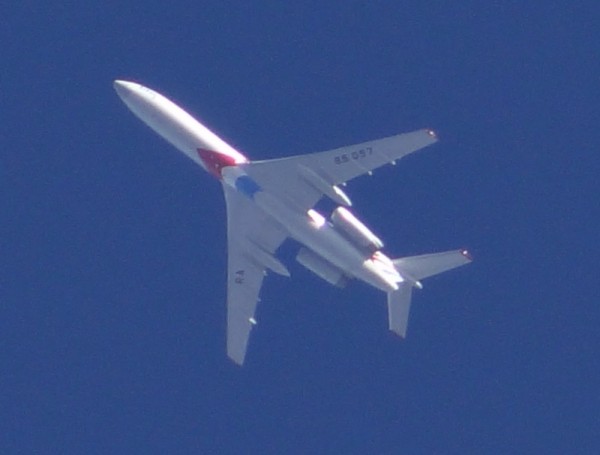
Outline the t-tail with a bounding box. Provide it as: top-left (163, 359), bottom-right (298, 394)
top-left (387, 249), bottom-right (472, 337)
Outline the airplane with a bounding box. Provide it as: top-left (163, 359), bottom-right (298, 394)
top-left (113, 80), bottom-right (472, 365)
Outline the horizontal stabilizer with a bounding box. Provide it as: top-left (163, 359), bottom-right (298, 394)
top-left (387, 284), bottom-right (413, 337)
top-left (393, 249), bottom-right (472, 281)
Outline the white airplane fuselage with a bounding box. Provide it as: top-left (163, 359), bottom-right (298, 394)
top-left (114, 80), bottom-right (402, 292)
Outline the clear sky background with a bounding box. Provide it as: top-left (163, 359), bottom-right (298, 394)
top-left (2, 2), bottom-right (598, 453)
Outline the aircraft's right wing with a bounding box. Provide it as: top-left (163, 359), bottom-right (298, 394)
top-left (244, 129), bottom-right (438, 211)
top-left (222, 183), bottom-right (289, 365)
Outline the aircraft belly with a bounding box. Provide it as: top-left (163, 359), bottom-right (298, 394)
top-left (251, 191), bottom-right (390, 290)
top-left (114, 79), bottom-right (473, 365)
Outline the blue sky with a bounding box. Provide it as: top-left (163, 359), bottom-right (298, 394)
top-left (2, 2), bottom-right (598, 453)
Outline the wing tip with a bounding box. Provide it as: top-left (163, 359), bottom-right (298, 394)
top-left (460, 249), bottom-right (473, 261)
top-left (227, 351), bottom-right (246, 366)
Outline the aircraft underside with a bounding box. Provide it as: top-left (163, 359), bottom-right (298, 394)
top-left (114, 79), bottom-right (473, 365)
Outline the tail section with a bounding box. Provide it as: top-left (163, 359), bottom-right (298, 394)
top-left (387, 284), bottom-right (413, 337)
top-left (392, 249), bottom-right (472, 281)
top-left (387, 249), bottom-right (472, 338)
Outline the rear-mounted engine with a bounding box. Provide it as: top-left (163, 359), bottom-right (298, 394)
top-left (296, 247), bottom-right (348, 288)
top-left (330, 206), bottom-right (384, 253)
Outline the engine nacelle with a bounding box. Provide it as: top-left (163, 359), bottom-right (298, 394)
top-left (330, 206), bottom-right (384, 252)
top-left (296, 247), bottom-right (348, 288)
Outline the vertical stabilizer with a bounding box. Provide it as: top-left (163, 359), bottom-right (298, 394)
top-left (387, 284), bottom-right (413, 337)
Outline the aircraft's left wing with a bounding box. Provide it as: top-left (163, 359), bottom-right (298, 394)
top-left (244, 129), bottom-right (438, 211)
top-left (222, 183), bottom-right (288, 365)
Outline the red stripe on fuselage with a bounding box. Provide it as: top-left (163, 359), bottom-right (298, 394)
top-left (197, 148), bottom-right (240, 178)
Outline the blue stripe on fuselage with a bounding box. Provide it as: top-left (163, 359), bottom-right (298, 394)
top-left (235, 175), bottom-right (262, 199)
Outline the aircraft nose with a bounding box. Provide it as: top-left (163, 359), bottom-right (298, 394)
top-left (113, 80), bottom-right (136, 100)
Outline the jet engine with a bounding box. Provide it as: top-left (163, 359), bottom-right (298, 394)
top-left (330, 206), bottom-right (384, 252)
top-left (296, 247), bottom-right (348, 288)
